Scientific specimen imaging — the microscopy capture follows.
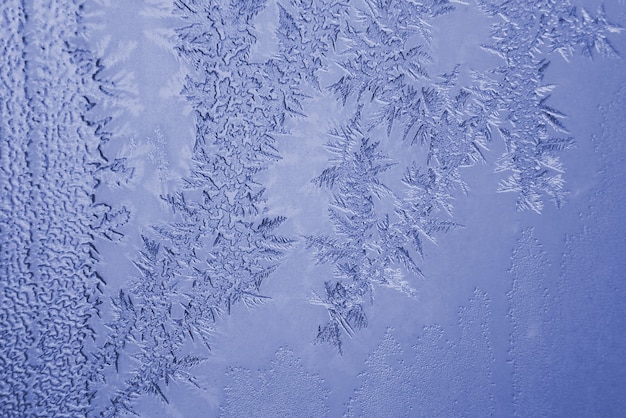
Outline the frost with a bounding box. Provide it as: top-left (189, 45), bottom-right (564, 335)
top-left (346, 290), bottom-right (495, 416)
top-left (307, 114), bottom-right (431, 351)
top-left (345, 330), bottom-right (417, 417)
top-left (474, 0), bottom-right (621, 212)
top-left (0, 1), bottom-right (117, 416)
top-left (147, 127), bottom-right (171, 185)
top-left (507, 228), bottom-right (553, 416)
top-left (94, 1), bottom-right (320, 412)
top-left (505, 90), bottom-right (626, 417)
top-left (306, 0), bottom-right (475, 349)
top-left (1, 0), bottom-right (623, 414)
top-left (221, 347), bottom-right (329, 417)
top-left (274, 0), bottom-right (348, 92)
top-left (304, 0), bottom-right (620, 350)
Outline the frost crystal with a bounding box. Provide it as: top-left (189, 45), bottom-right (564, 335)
top-left (475, 0), bottom-right (621, 212)
top-left (0, 2), bottom-right (119, 415)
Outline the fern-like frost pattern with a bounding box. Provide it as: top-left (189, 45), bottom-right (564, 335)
top-left (0, 0), bottom-right (622, 414)
top-left (304, 0), bottom-right (621, 350)
top-left (475, 0), bottom-right (621, 212)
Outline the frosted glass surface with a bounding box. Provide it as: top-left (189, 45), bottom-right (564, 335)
top-left (1, 0), bottom-right (625, 416)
